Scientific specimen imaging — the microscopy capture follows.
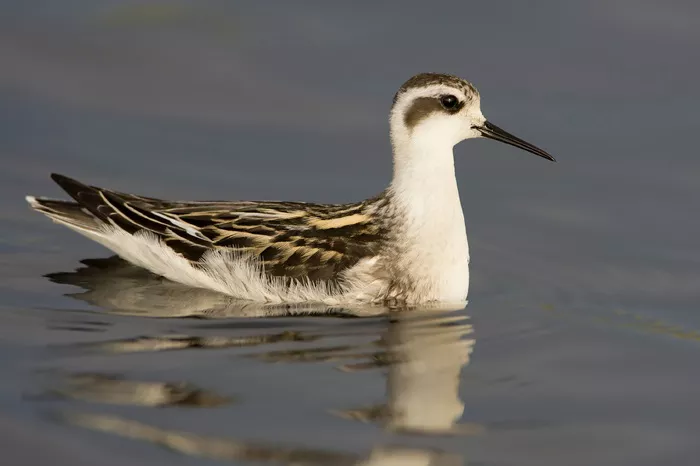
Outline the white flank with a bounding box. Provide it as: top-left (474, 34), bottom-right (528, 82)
top-left (68, 227), bottom-right (388, 305)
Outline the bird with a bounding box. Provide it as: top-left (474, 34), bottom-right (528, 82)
top-left (26, 73), bottom-right (555, 306)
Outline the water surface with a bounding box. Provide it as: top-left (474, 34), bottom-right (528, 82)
top-left (1, 1), bottom-right (699, 465)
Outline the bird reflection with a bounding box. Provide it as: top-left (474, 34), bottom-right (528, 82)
top-left (49, 256), bottom-right (477, 464)
top-left (335, 313), bottom-right (479, 436)
top-left (248, 313), bottom-right (478, 435)
top-left (61, 313), bottom-right (477, 464)
top-left (63, 411), bottom-right (463, 466)
top-left (41, 373), bottom-right (232, 407)
top-left (80, 331), bottom-right (322, 354)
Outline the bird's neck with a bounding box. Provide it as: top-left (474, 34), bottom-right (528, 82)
top-left (386, 129), bottom-right (470, 302)
top-left (389, 130), bottom-right (462, 222)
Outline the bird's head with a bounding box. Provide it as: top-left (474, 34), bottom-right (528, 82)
top-left (390, 73), bottom-right (554, 162)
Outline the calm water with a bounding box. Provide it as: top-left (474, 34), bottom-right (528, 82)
top-left (1, 1), bottom-right (700, 465)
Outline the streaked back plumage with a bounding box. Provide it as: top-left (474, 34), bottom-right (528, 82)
top-left (31, 173), bottom-right (391, 285)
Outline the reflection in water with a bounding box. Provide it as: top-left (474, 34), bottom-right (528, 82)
top-left (86, 331), bottom-right (321, 354)
top-left (294, 313), bottom-right (480, 436)
top-left (249, 314), bottom-right (479, 434)
top-left (47, 256), bottom-right (477, 463)
top-left (63, 411), bottom-right (463, 466)
top-left (46, 373), bottom-right (232, 407)
top-left (61, 314), bottom-right (477, 463)
top-left (379, 314), bottom-right (478, 435)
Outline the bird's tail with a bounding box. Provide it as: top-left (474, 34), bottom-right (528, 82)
top-left (26, 195), bottom-right (102, 233)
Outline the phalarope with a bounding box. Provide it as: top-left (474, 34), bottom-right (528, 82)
top-left (27, 73), bottom-right (554, 306)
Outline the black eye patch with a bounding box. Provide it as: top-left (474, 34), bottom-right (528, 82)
top-left (404, 95), bottom-right (464, 129)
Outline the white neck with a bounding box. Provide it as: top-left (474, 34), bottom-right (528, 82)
top-left (386, 119), bottom-right (470, 302)
top-left (390, 124), bottom-right (460, 210)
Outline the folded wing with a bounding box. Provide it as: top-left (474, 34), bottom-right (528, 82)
top-left (41, 174), bottom-right (386, 282)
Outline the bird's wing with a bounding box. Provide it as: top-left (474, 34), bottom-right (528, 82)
top-left (49, 174), bottom-right (385, 281)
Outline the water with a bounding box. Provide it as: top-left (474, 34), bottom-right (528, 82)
top-left (1, 1), bottom-right (699, 464)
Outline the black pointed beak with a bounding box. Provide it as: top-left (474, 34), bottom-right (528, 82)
top-left (474, 121), bottom-right (555, 162)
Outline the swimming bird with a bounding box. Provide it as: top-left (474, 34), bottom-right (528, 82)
top-left (26, 73), bottom-right (554, 306)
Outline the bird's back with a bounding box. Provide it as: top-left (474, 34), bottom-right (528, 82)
top-left (29, 174), bottom-right (390, 286)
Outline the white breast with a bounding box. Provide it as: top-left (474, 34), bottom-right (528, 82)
top-left (385, 187), bottom-right (470, 303)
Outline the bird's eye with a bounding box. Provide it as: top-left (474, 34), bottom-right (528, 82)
top-left (439, 95), bottom-right (459, 110)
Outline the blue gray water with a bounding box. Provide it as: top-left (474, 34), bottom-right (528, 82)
top-left (1, 1), bottom-right (699, 465)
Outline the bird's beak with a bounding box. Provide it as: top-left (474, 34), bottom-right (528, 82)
top-left (474, 121), bottom-right (555, 162)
